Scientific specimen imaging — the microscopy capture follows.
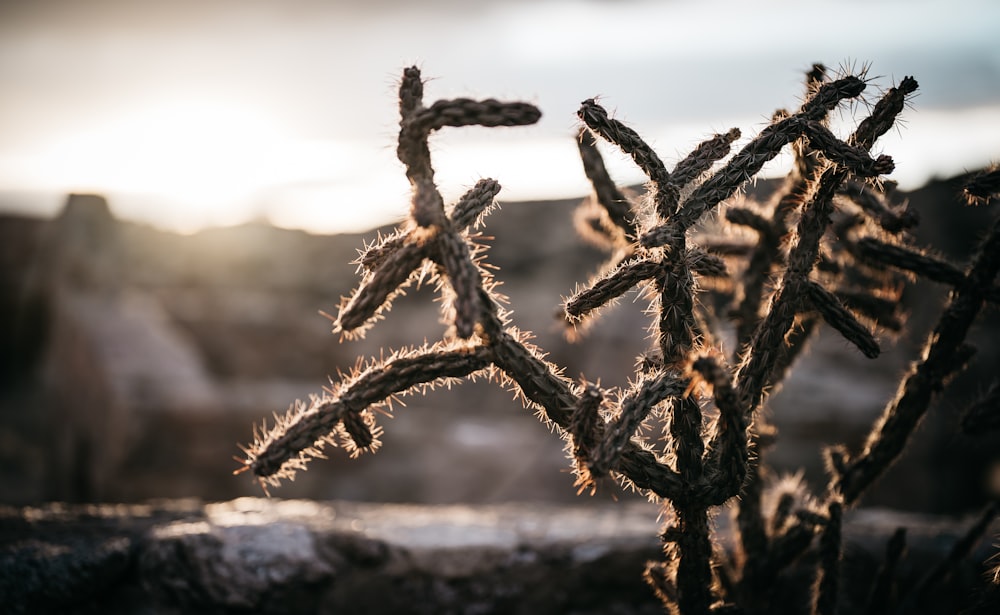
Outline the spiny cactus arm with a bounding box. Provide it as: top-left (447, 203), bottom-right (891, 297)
top-left (726, 206), bottom-right (776, 239)
top-left (731, 74), bottom-right (892, 594)
top-left (669, 396), bottom-right (706, 485)
top-left (836, 290), bottom-right (904, 332)
top-left (396, 71), bottom-right (447, 229)
top-left (342, 211), bottom-right (502, 340)
top-left (579, 99), bottom-right (688, 219)
top-left (238, 343), bottom-right (494, 487)
top-left (409, 178), bottom-right (449, 229)
top-left (852, 238), bottom-right (1000, 304)
top-left (790, 63), bottom-right (835, 177)
top-left (357, 228), bottom-right (411, 273)
top-left (563, 256), bottom-right (661, 323)
top-left (700, 239), bottom-right (755, 257)
top-left (727, 178), bottom-right (816, 348)
top-left (804, 62), bottom-right (828, 88)
top-left (770, 490), bottom-right (799, 536)
top-left (736, 273), bottom-right (807, 415)
top-left (691, 356), bottom-right (750, 506)
top-left (396, 66), bottom-right (540, 228)
top-left (964, 165), bottom-right (1000, 206)
top-left (570, 105), bottom-right (733, 347)
top-left (413, 98), bottom-right (542, 132)
top-left (576, 128), bottom-right (637, 240)
top-left (853, 237), bottom-right (965, 284)
top-left (737, 176), bottom-right (851, 411)
top-left (738, 507), bottom-right (827, 604)
top-left (799, 120), bottom-right (895, 177)
top-left (448, 178), bottom-right (503, 231)
top-left (732, 452), bottom-right (769, 591)
top-left (665, 76), bottom-right (868, 235)
top-left (739, 495), bottom-right (831, 609)
top-left (359, 179), bottom-right (501, 273)
top-left (670, 128), bottom-right (742, 190)
top-left (661, 117), bottom-right (811, 238)
top-left (643, 561), bottom-right (679, 610)
top-left (569, 383), bottom-right (605, 494)
top-left (839, 212), bottom-right (1000, 504)
top-left (863, 527), bottom-right (907, 615)
top-left (811, 498), bottom-right (844, 615)
top-left (397, 71), bottom-right (542, 167)
top-left (398, 65), bottom-right (423, 116)
top-left (578, 98), bottom-right (671, 189)
top-left (615, 446), bottom-right (686, 500)
top-left (590, 371), bottom-right (685, 478)
top-left (488, 327), bottom-right (579, 425)
top-left (668, 115), bottom-right (893, 237)
top-left (804, 280), bottom-right (880, 358)
top-left (578, 119), bottom-right (741, 285)
top-left (341, 68), bottom-right (539, 337)
top-left (743, 161), bottom-right (886, 372)
top-left (571, 102), bottom-right (739, 354)
top-left (567, 382), bottom-right (713, 505)
top-left (773, 179), bottom-right (814, 231)
top-left (655, 247), bottom-right (700, 365)
top-left (838, 180), bottom-right (918, 233)
top-left (799, 74), bottom-right (868, 120)
top-left (432, 226), bottom-right (486, 339)
top-left (669, 505), bottom-right (716, 615)
top-left (727, 202), bottom-right (790, 347)
top-left (396, 66), bottom-right (429, 181)
top-left (336, 240), bottom-right (429, 335)
top-left (687, 248), bottom-right (729, 279)
top-left (662, 375), bottom-right (718, 612)
top-left (575, 82), bottom-right (861, 615)
top-left (762, 316), bottom-right (819, 393)
top-left (850, 76), bottom-right (919, 150)
top-left (736, 79), bottom-right (914, 415)
top-left (821, 225), bottom-right (912, 317)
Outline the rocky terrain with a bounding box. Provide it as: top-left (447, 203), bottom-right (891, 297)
top-left (0, 175), bottom-right (997, 512)
top-left (4, 497), bottom-right (999, 614)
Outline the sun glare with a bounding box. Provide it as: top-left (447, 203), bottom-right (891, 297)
top-left (10, 100), bottom-right (301, 231)
top-left (4, 92), bottom-right (999, 236)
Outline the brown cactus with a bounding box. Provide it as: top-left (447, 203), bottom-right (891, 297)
top-left (236, 64), bottom-right (1000, 614)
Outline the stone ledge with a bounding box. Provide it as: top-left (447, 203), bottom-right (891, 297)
top-left (1, 498), bottom-right (998, 614)
top-left (1, 498), bottom-right (665, 614)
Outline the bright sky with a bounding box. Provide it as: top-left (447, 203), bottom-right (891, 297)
top-left (1, 0), bottom-right (998, 234)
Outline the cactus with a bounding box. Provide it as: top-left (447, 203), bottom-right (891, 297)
top-left (236, 65), bottom-right (1000, 613)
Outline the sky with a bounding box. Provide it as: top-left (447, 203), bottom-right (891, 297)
top-left (1, 0), bottom-right (999, 234)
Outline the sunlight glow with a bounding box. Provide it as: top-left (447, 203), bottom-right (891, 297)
top-left (6, 98), bottom-right (1000, 236)
top-left (1, 0), bottom-right (998, 235)
top-left (4, 99), bottom-right (355, 231)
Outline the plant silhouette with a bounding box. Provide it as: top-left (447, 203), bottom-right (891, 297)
top-left (237, 65), bottom-right (1000, 614)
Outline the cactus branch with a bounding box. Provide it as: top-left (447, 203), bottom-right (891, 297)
top-left (840, 214), bottom-right (1000, 503)
top-left (235, 63), bottom-right (1000, 615)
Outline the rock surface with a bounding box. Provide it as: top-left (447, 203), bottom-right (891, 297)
top-left (1, 498), bottom-right (665, 614)
top-left (2, 498), bottom-right (998, 614)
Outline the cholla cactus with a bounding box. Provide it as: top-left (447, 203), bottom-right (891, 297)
top-left (237, 65), bottom-right (1000, 614)
top-left (561, 66), bottom-right (912, 614)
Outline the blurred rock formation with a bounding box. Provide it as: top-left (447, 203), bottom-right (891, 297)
top-left (0, 178), bottom-right (996, 510)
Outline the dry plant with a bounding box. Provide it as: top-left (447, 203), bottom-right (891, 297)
top-left (236, 65), bottom-right (1000, 614)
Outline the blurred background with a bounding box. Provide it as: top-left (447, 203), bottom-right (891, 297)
top-left (1, 0), bottom-right (998, 511)
top-left (2, 0), bottom-right (1000, 233)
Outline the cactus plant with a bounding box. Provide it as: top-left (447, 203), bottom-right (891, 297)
top-left (236, 65), bottom-right (1000, 614)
